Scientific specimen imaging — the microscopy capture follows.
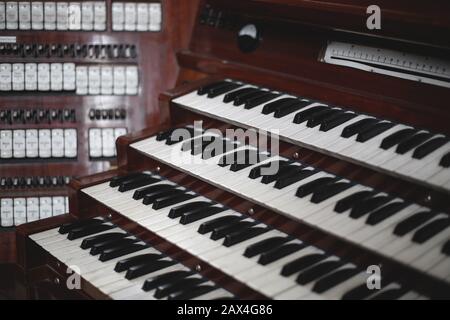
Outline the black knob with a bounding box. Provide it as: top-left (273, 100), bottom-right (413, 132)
top-left (237, 24), bottom-right (260, 53)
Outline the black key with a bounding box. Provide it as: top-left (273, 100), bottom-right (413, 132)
top-left (115, 253), bottom-right (164, 272)
top-left (296, 177), bottom-right (339, 198)
top-left (293, 106), bottom-right (329, 124)
top-left (366, 202), bottom-right (409, 225)
top-left (224, 226), bottom-right (270, 247)
top-left (442, 240), bottom-right (450, 256)
top-left (349, 195), bottom-right (393, 219)
top-left (142, 270), bottom-right (196, 291)
top-left (165, 127), bottom-right (196, 145)
top-left (296, 260), bottom-right (345, 285)
top-left (262, 98), bottom-right (299, 115)
top-left (99, 243), bottom-right (147, 262)
top-left (198, 215), bottom-right (244, 235)
top-left (59, 218), bottom-right (104, 234)
top-left (229, 150), bottom-right (262, 172)
top-left (81, 232), bottom-right (128, 249)
top-left (202, 140), bottom-right (239, 159)
top-left (244, 236), bottom-right (294, 258)
top-left (223, 87), bottom-right (258, 103)
top-left (380, 128), bottom-right (417, 150)
top-left (142, 189), bottom-right (185, 205)
top-left (341, 118), bottom-right (379, 138)
top-left (169, 201), bottom-right (214, 219)
top-left (120, 177), bottom-right (160, 195)
top-left (67, 223), bottom-right (115, 240)
top-left (395, 132), bottom-right (433, 155)
top-left (197, 81), bottom-right (229, 95)
top-left (258, 243), bottom-right (306, 265)
top-left (261, 164), bottom-right (303, 184)
top-left (90, 238), bottom-right (138, 256)
top-left (153, 193), bottom-right (197, 210)
top-left (245, 93), bottom-right (280, 109)
top-left (370, 288), bottom-right (408, 300)
top-left (181, 136), bottom-right (204, 152)
top-left (154, 277), bottom-right (207, 299)
top-left (126, 259), bottom-right (178, 280)
top-left (412, 218), bottom-right (450, 244)
top-left (320, 112), bottom-right (357, 132)
top-left (118, 175), bottom-right (158, 192)
top-left (274, 100), bottom-right (311, 118)
top-left (234, 90), bottom-right (268, 106)
top-left (274, 169), bottom-right (317, 189)
top-left (249, 160), bottom-right (292, 179)
top-left (281, 253), bottom-right (327, 277)
top-left (156, 128), bottom-right (177, 141)
top-left (133, 183), bottom-right (175, 200)
top-left (306, 109), bottom-right (343, 128)
top-left (211, 221), bottom-right (258, 241)
top-left (440, 152), bottom-right (450, 168)
top-left (342, 283), bottom-right (377, 300)
top-left (313, 268), bottom-right (360, 294)
top-left (393, 211), bottom-right (437, 236)
top-left (334, 191), bottom-right (376, 213)
top-left (356, 122), bottom-right (395, 143)
top-left (310, 181), bottom-right (354, 204)
top-left (412, 137), bottom-right (449, 159)
top-left (180, 206), bottom-right (227, 225)
top-left (219, 149), bottom-right (258, 168)
top-left (110, 172), bottom-right (146, 187)
top-left (169, 285), bottom-right (218, 300)
top-left (207, 82), bottom-right (242, 98)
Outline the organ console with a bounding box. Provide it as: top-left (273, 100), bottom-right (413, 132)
top-left (8, 0), bottom-right (450, 300)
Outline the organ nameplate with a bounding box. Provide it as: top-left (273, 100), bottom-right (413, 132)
top-left (323, 41), bottom-right (450, 88)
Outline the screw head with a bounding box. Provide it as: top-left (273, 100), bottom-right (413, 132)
top-left (156, 166), bottom-right (161, 172)
top-left (248, 208), bottom-right (255, 215)
top-left (195, 264), bottom-right (202, 272)
top-left (425, 194), bottom-right (432, 202)
top-left (293, 152), bottom-right (299, 159)
top-left (54, 278), bottom-right (60, 285)
top-left (107, 213), bottom-right (113, 219)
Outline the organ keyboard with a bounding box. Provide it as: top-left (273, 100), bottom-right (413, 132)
top-left (15, 0), bottom-right (450, 300)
